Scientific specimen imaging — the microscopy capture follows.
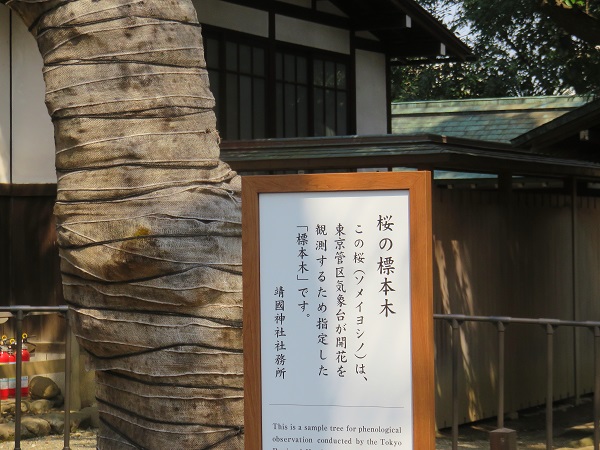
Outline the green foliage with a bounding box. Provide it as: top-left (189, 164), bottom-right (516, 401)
top-left (392, 0), bottom-right (600, 101)
top-left (562, 0), bottom-right (586, 8)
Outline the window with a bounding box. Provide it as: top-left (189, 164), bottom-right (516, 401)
top-left (312, 57), bottom-right (348, 137)
top-left (276, 52), bottom-right (309, 138)
top-left (275, 50), bottom-right (349, 138)
top-left (205, 36), bottom-right (267, 140)
top-left (204, 29), bottom-right (352, 141)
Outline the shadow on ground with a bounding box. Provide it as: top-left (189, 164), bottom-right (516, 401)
top-left (436, 397), bottom-right (596, 449)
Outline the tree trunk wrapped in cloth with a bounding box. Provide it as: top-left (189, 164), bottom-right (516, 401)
top-left (2, 0), bottom-right (243, 448)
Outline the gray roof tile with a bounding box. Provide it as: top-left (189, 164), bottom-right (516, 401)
top-left (391, 95), bottom-right (590, 143)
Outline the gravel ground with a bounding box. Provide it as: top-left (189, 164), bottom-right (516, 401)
top-left (0, 398), bottom-right (595, 449)
top-left (0, 430), bottom-right (97, 449)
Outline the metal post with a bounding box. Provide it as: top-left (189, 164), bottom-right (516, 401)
top-left (571, 179), bottom-right (580, 405)
top-left (546, 324), bottom-right (555, 450)
top-left (497, 321), bottom-right (506, 429)
top-left (491, 319), bottom-right (517, 450)
top-left (451, 318), bottom-right (462, 450)
top-left (594, 326), bottom-right (600, 450)
top-left (14, 309), bottom-right (23, 450)
top-left (63, 309), bottom-right (71, 450)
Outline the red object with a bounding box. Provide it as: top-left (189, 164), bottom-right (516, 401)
top-left (21, 345), bottom-right (30, 397)
top-left (7, 350), bottom-right (15, 398)
top-left (0, 348), bottom-right (8, 400)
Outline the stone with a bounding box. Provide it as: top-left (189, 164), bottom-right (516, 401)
top-left (52, 392), bottom-right (64, 408)
top-left (4, 400), bottom-right (29, 414)
top-left (42, 412), bottom-right (66, 434)
top-left (0, 422), bottom-right (14, 440)
top-left (21, 416), bottom-right (51, 438)
top-left (38, 408), bottom-right (96, 434)
top-left (29, 399), bottom-right (54, 415)
top-left (0, 401), bottom-right (14, 415)
top-left (29, 376), bottom-right (61, 400)
top-left (0, 403), bottom-right (98, 442)
top-left (79, 405), bottom-right (100, 428)
top-left (70, 408), bottom-right (94, 432)
top-left (22, 400), bottom-right (31, 413)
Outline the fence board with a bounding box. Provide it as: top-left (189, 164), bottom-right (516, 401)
top-left (433, 187), bottom-right (600, 427)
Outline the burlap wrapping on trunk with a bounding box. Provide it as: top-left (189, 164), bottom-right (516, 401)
top-left (4, 0), bottom-right (243, 448)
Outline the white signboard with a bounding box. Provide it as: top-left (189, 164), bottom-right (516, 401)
top-left (243, 173), bottom-right (433, 450)
top-left (260, 191), bottom-right (411, 449)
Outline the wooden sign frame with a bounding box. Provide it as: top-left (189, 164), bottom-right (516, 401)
top-left (242, 171), bottom-right (433, 450)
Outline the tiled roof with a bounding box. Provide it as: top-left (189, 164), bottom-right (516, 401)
top-left (391, 96), bottom-right (591, 143)
top-left (221, 134), bottom-right (600, 179)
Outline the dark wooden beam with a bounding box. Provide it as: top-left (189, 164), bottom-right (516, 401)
top-left (222, 0), bottom-right (351, 29)
top-left (353, 13), bottom-right (411, 31)
top-left (579, 129), bottom-right (600, 145)
top-left (387, 40), bottom-right (446, 58)
top-left (354, 36), bottom-right (386, 53)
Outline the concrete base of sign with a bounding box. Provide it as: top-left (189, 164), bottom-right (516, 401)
top-left (489, 428), bottom-right (517, 450)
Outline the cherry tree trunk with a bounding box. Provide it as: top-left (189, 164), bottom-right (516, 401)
top-left (2, 1), bottom-right (243, 448)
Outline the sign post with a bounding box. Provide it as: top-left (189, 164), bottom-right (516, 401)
top-left (243, 172), bottom-right (434, 450)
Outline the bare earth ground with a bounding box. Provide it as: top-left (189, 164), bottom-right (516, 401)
top-left (0, 398), bottom-right (596, 449)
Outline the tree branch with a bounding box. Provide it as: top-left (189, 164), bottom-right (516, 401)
top-left (541, 0), bottom-right (600, 45)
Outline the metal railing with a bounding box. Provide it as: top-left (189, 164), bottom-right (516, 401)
top-left (0, 306), bottom-right (71, 450)
top-left (2, 309), bottom-right (598, 450)
top-left (435, 314), bottom-right (600, 450)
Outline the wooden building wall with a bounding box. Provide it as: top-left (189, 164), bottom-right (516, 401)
top-left (433, 186), bottom-right (600, 427)
top-left (0, 185), bottom-right (65, 346)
